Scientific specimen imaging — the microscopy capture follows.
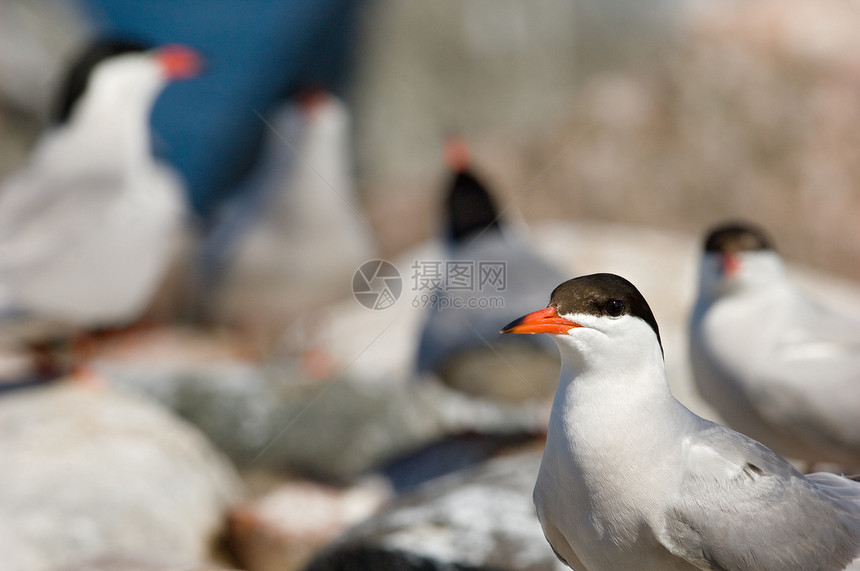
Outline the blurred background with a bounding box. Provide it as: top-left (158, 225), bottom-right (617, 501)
top-left (2, 0), bottom-right (860, 570)
top-left (4, 0), bottom-right (860, 279)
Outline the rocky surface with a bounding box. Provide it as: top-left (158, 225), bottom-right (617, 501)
top-left (79, 322), bottom-right (547, 484)
top-left (98, 354), bottom-right (547, 483)
top-left (306, 451), bottom-right (566, 571)
top-left (0, 384), bottom-right (241, 571)
top-left (230, 477), bottom-right (391, 571)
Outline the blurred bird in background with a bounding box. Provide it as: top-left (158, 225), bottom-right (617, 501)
top-left (69, 1), bottom-right (372, 345)
top-left (200, 90), bottom-right (377, 345)
top-left (77, 0), bottom-right (363, 222)
top-left (690, 221), bottom-right (860, 470)
top-left (0, 41), bottom-right (199, 363)
top-left (414, 139), bottom-right (566, 403)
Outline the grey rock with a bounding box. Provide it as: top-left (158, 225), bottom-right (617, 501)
top-left (101, 359), bottom-right (547, 483)
top-left (0, 384), bottom-right (241, 571)
top-left (306, 452), bottom-right (566, 571)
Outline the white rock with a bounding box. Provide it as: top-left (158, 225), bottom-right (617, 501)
top-left (231, 478), bottom-right (391, 571)
top-left (0, 384), bottom-right (241, 571)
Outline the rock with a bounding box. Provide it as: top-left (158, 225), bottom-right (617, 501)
top-left (102, 356), bottom-right (547, 482)
top-left (85, 325), bottom-right (547, 482)
top-left (0, 0), bottom-right (87, 118)
top-left (57, 556), bottom-right (238, 571)
top-left (230, 478), bottom-right (391, 571)
top-left (380, 434), bottom-right (542, 493)
top-left (436, 345), bottom-right (559, 404)
top-left (306, 451), bottom-right (566, 571)
top-left (0, 384), bottom-right (241, 571)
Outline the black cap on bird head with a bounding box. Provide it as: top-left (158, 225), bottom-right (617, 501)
top-left (501, 273), bottom-right (663, 354)
top-left (443, 138), bottom-right (501, 243)
top-left (703, 221), bottom-right (775, 254)
top-left (52, 38), bottom-right (149, 124)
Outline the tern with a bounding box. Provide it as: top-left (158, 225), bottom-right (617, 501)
top-left (502, 273), bottom-right (860, 570)
top-left (689, 222), bottom-right (860, 469)
top-left (0, 41), bottom-right (200, 344)
top-left (414, 139), bottom-right (565, 401)
top-left (202, 90), bottom-right (376, 340)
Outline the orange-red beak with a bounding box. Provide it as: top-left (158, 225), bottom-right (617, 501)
top-left (157, 44), bottom-right (202, 80)
top-left (500, 306), bottom-right (580, 335)
top-left (444, 136), bottom-right (471, 173)
top-left (721, 253), bottom-right (741, 276)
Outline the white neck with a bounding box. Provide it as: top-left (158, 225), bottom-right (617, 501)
top-left (550, 328), bottom-right (683, 464)
top-left (64, 58), bottom-right (164, 173)
top-left (542, 318), bottom-right (692, 541)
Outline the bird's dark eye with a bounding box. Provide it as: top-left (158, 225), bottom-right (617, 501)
top-left (605, 299), bottom-right (625, 317)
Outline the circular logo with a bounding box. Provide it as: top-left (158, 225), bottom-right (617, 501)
top-left (352, 260), bottom-right (402, 310)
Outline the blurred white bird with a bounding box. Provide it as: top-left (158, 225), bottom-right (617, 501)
top-left (204, 91), bottom-right (376, 340)
top-left (689, 222), bottom-right (860, 469)
top-left (0, 41), bottom-right (199, 346)
top-left (414, 139), bottom-right (565, 402)
top-left (503, 273), bottom-right (860, 571)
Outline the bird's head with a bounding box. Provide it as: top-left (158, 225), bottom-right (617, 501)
top-left (53, 40), bottom-right (201, 126)
top-left (698, 221), bottom-right (782, 300)
top-left (501, 273), bottom-right (663, 369)
top-left (153, 44), bottom-right (202, 80)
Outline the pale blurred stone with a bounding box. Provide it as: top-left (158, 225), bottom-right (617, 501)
top-left (230, 478), bottom-right (391, 571)
top-left (102, 357), bottom-right (548, 482)
top-left (0, 384), bottom-right (241, 571)
top-left (89, 318), bottom-right (548, 482)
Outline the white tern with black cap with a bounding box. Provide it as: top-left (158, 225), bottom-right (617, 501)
top-left (0, 42), bottom-right (200, 340)
top-left (503, 273), bottom-right (860, 570)
top-left (690, 222), bottom-right (860, 468)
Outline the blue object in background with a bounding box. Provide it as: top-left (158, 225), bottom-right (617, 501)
top-left (78, 0), bottom-right (363, 221)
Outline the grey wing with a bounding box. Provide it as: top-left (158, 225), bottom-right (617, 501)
top-left (661, 424), bottom-right (860, 571)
